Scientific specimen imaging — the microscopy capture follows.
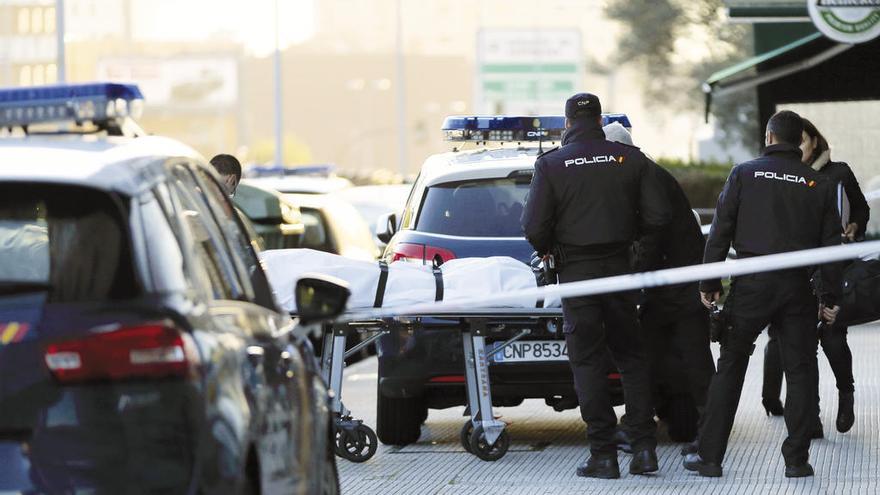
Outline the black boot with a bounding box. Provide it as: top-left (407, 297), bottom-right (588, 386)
top-left (837, 391), bottom-right (855, 433)
top-left (762, 397), bottom-right (784, 416)
top-left (630, 449), bottom-right (658, 475)
top-left (682, 453), bottom-right (722, 477)
top-left (613, 428), bottom-right (632, 454)
top-left (785, 462), bottom-right (814, 478)
top-left (576, 455), bottom-right (620, 479)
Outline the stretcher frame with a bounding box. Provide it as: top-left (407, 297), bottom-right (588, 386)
top-left (316, 307), bottom-right (564, 462)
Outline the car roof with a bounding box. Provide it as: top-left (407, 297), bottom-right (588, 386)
top-left (246, 175), bottom-right (353, 195)
top-left (419, 146), bottom-right (542, 187)
top-left (0, 134), bottom-right (205, 196)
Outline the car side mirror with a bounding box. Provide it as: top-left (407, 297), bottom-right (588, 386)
top-left (295, 275), bottom-right (350, 325)
top-left (375, 212), bottom-right (398, 244)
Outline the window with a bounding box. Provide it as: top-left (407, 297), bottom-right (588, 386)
top-left (17, 8), bottom-right (30, 34)
top-left (415, 178), bottom-right (530, 237)
top-left (32, 65), bottom-right (45, 86)
top-left (44, 7), bottom-right (56, 33)
top-left (31, 7), bottom-right (43, 34)
top-left (191, 167), bottom-right (275, 305)
top-left (0, 184), bottom-right (139, 302)
top-left (46, 64), bottom-right (57, 84)
top-left (19, 66), bottom-right (31, 87)
top-left (167, 167), bottom-right (244, 301)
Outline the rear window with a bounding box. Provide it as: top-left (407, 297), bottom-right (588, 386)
top-left (0, 184), bottom-right (139, 301)
top-left (415, 178), bottom-right (530, 237)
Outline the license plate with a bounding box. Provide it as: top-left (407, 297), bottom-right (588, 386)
top-left (489, 340), bottom-right (568, 363)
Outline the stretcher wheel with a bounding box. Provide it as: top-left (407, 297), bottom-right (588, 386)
top-left (468, 425), bottom-right (509, 461)
top-left (459, 421), bottom-right (474, 453)
top-left (336, 423), bottom-right (377, 463)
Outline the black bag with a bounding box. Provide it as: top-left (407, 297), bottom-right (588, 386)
top-left (838, 259), bottom-right (880, 326)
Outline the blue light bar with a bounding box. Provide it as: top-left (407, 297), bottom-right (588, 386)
top-left (0, 82), bottom-right (144, 129)
top-left (442, 114), bottom-right (632, 142)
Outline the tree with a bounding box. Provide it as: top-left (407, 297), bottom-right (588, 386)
top-left (605, 0), bottom-right (759, 151)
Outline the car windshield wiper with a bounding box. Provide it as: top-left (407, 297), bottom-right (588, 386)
top-left (0, 281), bottom-right (51, 295)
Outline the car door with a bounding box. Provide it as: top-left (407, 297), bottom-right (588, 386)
top-left (186, 164), bottom-right (328, 494)
top-left (161, 163), bottom-right (301, 493)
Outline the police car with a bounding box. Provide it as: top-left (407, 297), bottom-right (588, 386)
top-left (0, 83), bottom-right (346, 494)
top-left (372, 116), bottom-right (634, 446)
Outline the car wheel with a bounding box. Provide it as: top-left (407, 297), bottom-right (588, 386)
top-left (376, 386), bottom-right (424, 446)
top-left (664, 394), bottom-right (699, 443)
top-left (321, 447), bottom-right (341, 495)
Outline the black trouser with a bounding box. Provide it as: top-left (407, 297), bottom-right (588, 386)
top-left (560, 252), bottom-right (656, 456)
top-left (642, 306), bottom-right (715, 411)
top-left (763, 322), bottom-right (854, 403)
top-left (698, 271), bottom-right (819, 466)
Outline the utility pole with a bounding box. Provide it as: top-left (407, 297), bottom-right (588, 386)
top-left (394, 0), bottom-right (408, 177)
top-left (273, 0), bottom-right (284, 167)
top-left (56, 0), bottom-right (66, 82)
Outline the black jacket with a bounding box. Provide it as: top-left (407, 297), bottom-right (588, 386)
top-left (635, 164), bottom-right (705, 315)
top-left (521, 120), bottom-right (671, 257)
top-left (701, 144), bottom-right (843, 297)
top-left (814, 157), bottom-right (870, 239)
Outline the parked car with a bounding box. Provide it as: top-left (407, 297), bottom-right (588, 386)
top-left (234, 179), bottom-right (305, 249)
top-left (371, 115), bottom-right (695, 446)
top-left (0, 83), bottom-right (343, 494)
top-left (333, 184), bottom-right (412, 250)
top-left (246, 165), bottom-right (353, 196)
top-left (286, 193), bottom-right (379, 261)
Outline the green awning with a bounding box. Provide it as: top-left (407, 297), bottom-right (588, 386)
top-left (702, 31), bottom-right (853, 120)
top-left (704, 31), bottom-right (822, 86)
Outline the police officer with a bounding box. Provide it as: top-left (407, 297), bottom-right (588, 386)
top-left (684, 110), bottom-right (843, 478)
top-left (522, 93), bottom-right (671, 479)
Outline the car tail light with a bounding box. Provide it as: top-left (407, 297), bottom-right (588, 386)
top-left (390, 242), bottom-right (456, 264)
top-left (45, 323), bottom-right (200, 384)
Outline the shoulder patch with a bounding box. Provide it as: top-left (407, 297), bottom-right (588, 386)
top-left (537, 146), bottom-right (560, 159)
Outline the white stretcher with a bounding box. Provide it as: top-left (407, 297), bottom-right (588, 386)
top-left (261, 249), bottom-right (562, 462)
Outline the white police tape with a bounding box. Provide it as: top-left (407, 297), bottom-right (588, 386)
top-left (346, 240), bottom-right (880, 320)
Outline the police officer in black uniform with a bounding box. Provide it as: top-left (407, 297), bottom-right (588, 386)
top-left (684, 110), bottom-right (843, 478)
top-left (522, 93), bottom-right (671, 479)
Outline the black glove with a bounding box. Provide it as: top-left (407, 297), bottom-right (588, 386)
top-left (708, 302), bottom-right (730, 343)
top-left (529, 251), bottom-right (546, 286)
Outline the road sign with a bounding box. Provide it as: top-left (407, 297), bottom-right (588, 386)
top-left (475, 30), bottom-right (583, 115)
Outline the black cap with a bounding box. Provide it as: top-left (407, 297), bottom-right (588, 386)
top-left (565, 92), bottom-right (602, 119)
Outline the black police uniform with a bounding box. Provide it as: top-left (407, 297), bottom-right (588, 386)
top-left (696, 143), bottom-right (842, 471)
top-left (522, 99), bottom-right (670, 459)
top-left (762, 158), bottom-right (870, 428)
top-left (635, 165), bottom-right (714, 425)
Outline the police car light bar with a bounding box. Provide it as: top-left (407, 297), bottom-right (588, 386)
top-left (442, 114), bottom-right (632, 142)
top-left (0, 82), bottom-right (144, 129)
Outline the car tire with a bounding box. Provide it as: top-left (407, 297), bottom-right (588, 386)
top-left (322, 448), bottom-right (340, 495)
top-left (664, 394), bottom-right (699, 443)
top-left (376, 387), bottom-right (424, 446)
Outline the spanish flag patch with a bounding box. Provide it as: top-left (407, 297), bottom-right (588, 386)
top-left (0, 322), bottom-right (30, 345)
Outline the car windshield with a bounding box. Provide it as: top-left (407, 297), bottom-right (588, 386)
top-left (415, 178), bottom-right (530, 237)
top-left (0, 184), bottom-right (139, 301)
